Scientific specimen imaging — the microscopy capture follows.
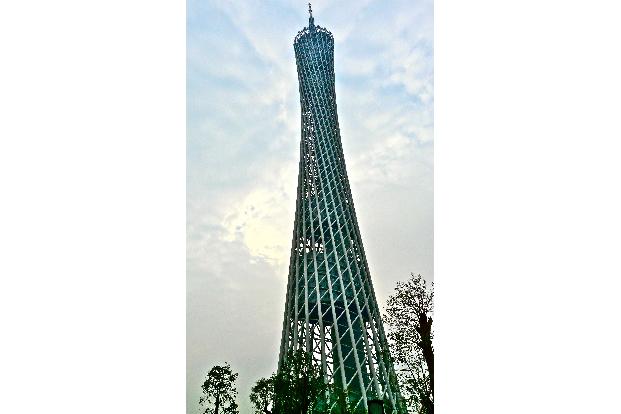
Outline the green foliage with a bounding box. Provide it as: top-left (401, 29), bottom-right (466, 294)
top-left (384, 274), bottom-right (434, 414)
top-left (250, 375), bottom-right (275, 414)
top-left (315, 385), bottom-right (366, 414)
top-left (199, 363), bottom-right (239, 414)
top-left (271, 349), bottom-right (327, 414)
top-left (252, 348), bottom-right (414, 414)
top-left (249, 351), bottom-right (325, 413)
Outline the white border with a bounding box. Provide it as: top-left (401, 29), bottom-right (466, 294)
top-left (0, 1), bottom-right (185, 413)
top-left (437, 0), bottom-right (621, 412)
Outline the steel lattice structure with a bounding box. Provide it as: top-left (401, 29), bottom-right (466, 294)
top-left (278, 7), bottom-right (404, 413)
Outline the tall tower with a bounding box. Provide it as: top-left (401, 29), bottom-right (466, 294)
top-left (278, 6), bottom-right (404, 413)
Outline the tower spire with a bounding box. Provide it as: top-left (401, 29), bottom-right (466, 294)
top-left (308, 2), bottom-right (315, 31)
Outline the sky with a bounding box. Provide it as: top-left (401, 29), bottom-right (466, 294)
top-left (187, 1), bottom-right (433, 412)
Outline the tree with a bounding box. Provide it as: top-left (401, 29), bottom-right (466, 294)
top-left (250, 375), bottom-right (275, 414)
top-left (260, 349), bottom-right (327, 414)
top-left (199, 363), bottom-right (239, 414)
top-left (384, 274), bottom-right (434, 414)
top-left (317, 384), bottom-right (366, 414)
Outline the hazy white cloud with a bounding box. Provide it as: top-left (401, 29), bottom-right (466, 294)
top-left (222, 163), bottom-right (298, 267)
top-left (187, 1), bottom-right (433, 412)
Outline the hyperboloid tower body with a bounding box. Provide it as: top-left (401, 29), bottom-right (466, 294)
top-left (278, 7), bottom-right (404, 413)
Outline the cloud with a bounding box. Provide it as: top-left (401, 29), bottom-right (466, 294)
top-left (186, 228), bottom-right (286, 414)
top-left (221, 162), bottom-right (298, 266)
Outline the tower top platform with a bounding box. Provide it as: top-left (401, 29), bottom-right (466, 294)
top-left (294, 4), bottom-right (333, 44)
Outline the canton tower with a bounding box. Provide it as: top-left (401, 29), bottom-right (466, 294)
top-left (278, 5), bottom-right (404, 412)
